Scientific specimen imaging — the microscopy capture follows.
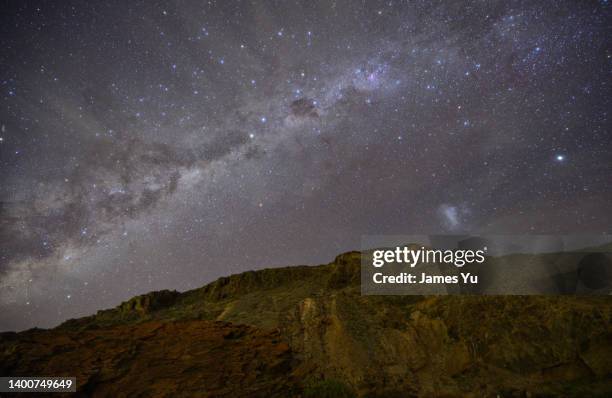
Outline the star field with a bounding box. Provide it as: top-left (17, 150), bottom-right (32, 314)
top-left (0, 0), bottom-right (611, 331)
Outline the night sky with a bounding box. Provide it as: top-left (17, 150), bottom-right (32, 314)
top-left (1, 1), bottom-right (610, 331)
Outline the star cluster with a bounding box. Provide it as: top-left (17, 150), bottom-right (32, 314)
top-left (0, 1), bottom-right (610, 330)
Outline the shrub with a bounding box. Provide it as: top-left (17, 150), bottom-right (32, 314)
top-left (303, 379), bottom-right (355, 398)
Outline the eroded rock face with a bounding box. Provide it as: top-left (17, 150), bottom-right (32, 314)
top-left (282, 294), bottom-right (612, 397)
top-left (118, 289), bottom-right (181, 314)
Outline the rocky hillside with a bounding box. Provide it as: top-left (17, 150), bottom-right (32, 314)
top-left (0, 320), bottom-right (297, 397)
top-left (1, 251), bottom-right (611, 397)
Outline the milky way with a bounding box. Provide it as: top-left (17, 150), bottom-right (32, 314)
top-left (1, 1), bottom-right (611, 331)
